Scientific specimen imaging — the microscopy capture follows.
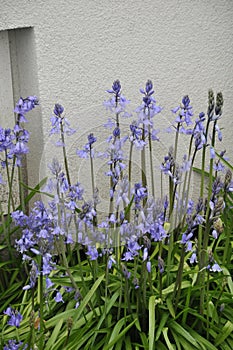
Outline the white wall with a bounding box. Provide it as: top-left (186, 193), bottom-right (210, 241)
top-left (0, 0), bottom-right (233, 199)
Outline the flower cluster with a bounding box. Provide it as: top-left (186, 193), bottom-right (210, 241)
top-left (4, 307), bottom-right (23, 328)
top-left (1, 81), bottom-right (229, 349)
top-left (0, 96), bottom-right (38, 167)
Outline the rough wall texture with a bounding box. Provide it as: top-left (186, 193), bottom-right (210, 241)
top-left (0, 0), bottom-right (233, 199)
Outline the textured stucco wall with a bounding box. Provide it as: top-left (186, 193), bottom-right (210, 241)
top-left (0, 0), bottom-right (233, 200)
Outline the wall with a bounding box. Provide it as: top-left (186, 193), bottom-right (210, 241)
top-left (0, 0), bottom-right (233, 203)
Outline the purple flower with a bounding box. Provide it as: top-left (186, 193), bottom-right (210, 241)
top-left (54, 291), bottom-right (64, 303)
top-left (136, 81), bottom-right (162, 120)
top-left (54, 103), bottom-right (64, 116)
top-left (133, 183), bottom-right (147, 209)
top-left (77, 134), bottom-right (97, 159)
top-left (4, 339), bottom-right (28, 350)
top-left (113, 127), bottom-right (120, 138)
top-left (43, 253), bottom-right (53, 275)
top-left (88, 133), bottom-right (97, 145)
top-left (103, 118), bottom-right (115, 129)
top-left (11, 210), bottom-right (28, 226)
top-left (158, 256), bottom-right (164, 274)
top-left (46, 277), bottom-right (54, 289)
top-left (210, 147), bottom-right (215, 159)
top-left (86, 246), bottom-right (99, 260)
top-left (181, 231), bottom-right (193, 251)
top-left (146, 261), bottom-right (151, 273)
top-left (0, 127), bottom-right (15, 153)
top-left (107, 80), bottom-right (121, 95)
top-left (14, 96), bottom-right (38, 122)
top-left (189, 252), bottom-right (198, 264)
top-left (130, 121), bottom-right (142, 140)
top-left (140, 79), bottom-right (154, 96)
top-left (210, 263), bottom-right (222, 272)
top-left (172, 95), bottom-right (193, 127)
top-left (0, 173), bottom-right (5, 184)
top-left (15, 228), bottom-right (35, 254)
top-left (50, 104), bottom-right (76, 137)
top-left (107, 255), bottom-right (116, 269)
top-left (4, 308), bottom-right (23, 328)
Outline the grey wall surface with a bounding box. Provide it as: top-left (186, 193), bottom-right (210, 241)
top-left (0, 1), bottom-right (233, 200)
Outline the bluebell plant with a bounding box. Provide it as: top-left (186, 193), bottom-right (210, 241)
top-left (0, 81), bottom-right (232, 349)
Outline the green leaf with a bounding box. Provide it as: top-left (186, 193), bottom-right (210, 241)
top-left (19, 179), bottom-right (53, 198)
top-left (192, 166), bottom-right (214, 179)
top-left (186, 326), bottom-right (218, 350)
top-left (155, 312), bottom-right (169, 341)
top-left (124, 336), bottom-right (133, 350)
top-left (162, 327), bottom-right (175, 350)
top-left (103, 317), bottom-right (137, 350)
top-left (170, 329), bottom-right (182, 350)
top-left (222, 267), bottom-right (233, 295)
top-left (90, 290), bottom-right (120, 347)
top-left (215, 152), bottom-right (233, 171)
top-left (215, 321), bottom-right (233, 346)
top-left (162, 281), bottom-right (191, 296)
top-left (149, 296), bottom-right (162, 350)
top-left (45, 318), bottom-right (63, 349)
top-left (166, 297), bottom-right (175, 318)
top-left (124, 194), bottom-right (134, 216)
top-left (73, 274), bottom-right (104, 322)
top-left (140, 332), bottom-right (149, 349)
top-left (207, 301), bottom-right (219, 323)
top-left (169, 320), bottom-right (200, 348)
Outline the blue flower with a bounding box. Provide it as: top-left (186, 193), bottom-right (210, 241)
top-left (54, 103), bottom-right (64, 116)
top-left (54, 291), bottom-right (64, 303)
top-left (86, 246), bottom-right (99, 260)
top-left (14, 96), bottom-right (38, 122)
top-left (172, 95), bottom-right (193, 127)
top-left (4, 308), bottom-right (23, 328)
top-left (88, 133), bottom-right (97, 145)
top-left (4, 339), bottom-right (28, 350)
top-left (106, 80), bottom-right (121, 95)
top-left (210, 263), bottom-right (222, 272)
top-left (189, 252), bottom-right (198, 264)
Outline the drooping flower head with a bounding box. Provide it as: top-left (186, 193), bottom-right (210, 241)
top-left (171, 95), bottom-right (193, 127)
top-left (4, 307), bottom-right (23, 328)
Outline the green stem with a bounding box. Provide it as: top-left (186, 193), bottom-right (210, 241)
top-left (173, 246), bottom-right (185, 311)
top-left (126, 142), bottom-right (133, 223)
top-left (39, 266), bottom-right (44, 350)
top-left (60, 120), bottom-right (71, 186)
top-left (141, 126), bottom-right (147, 207)
top-left (89, 145), bottom-right (98, 227)
top-left (206, 271), bottom-right (210, 340)
top-left (148, 120), bottom-right (155, 198)
top-left (198, 117), bottom-right (211, 315)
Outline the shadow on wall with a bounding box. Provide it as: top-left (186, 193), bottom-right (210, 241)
top-left (0, 27), bottom-right (43, 208)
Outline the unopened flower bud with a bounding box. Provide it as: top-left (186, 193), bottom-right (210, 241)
top-left (208, 89), bottom-right (215, 118)
top-left (213, 218), bottom-right (224, 234)
top-left (224, 169), bottom-right (232, 189)
top-left (158, 256), bottom-right (164, 274)
top-left (113, 127), bottom-right (120, 138)
top-left (54, 103), bottom-right (64, 116)
top-left (112, 80), bottom-right (121, 94)
top-left (215, 92), bottom-right (223, 116)
top-left (67, 317), bottom-right (73, 331)
top-left (145, 80), bottom-right (153, 94)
